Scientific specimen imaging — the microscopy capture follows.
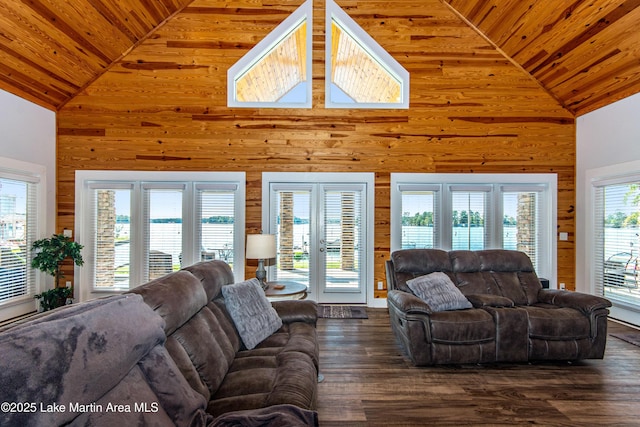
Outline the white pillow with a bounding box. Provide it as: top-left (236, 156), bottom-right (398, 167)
top-left (221, 278), bottom-right (283, 349)
top-left (407, 272), bottom-right (472, 312)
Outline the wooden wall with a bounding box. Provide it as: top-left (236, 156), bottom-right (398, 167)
top-left (56, 0), bottom-right (577, 297)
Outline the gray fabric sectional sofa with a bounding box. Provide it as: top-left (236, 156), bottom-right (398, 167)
top-left (386, 249), bottom-right (612, 366)
top-left (0, 260), bottom-right (319, 426)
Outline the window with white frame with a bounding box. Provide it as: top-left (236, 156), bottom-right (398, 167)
top-left (227, 0), bottom-right (409, 109)
top-left (450, 185), bottom-right (491, 251)
top-left (399, 185), bottom-right (439, 249)
top-left (391, 174), bottom-right (556, 282)
top-left (592, 176), bottom-right (640, 308)
top-left (0, 158), bottom-right (44, 317)
top-left (76, 172), bottom-right (245, 299)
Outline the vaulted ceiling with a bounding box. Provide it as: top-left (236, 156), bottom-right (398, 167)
top-left (1, 0), bottom-right (639, 116)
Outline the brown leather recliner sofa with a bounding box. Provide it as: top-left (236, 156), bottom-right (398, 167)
top-left (386, 249), bottom-right (612, 366)
top-left (130, 260), bottom-right (320, 418)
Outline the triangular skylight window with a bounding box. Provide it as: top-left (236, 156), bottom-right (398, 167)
top-left (325, 0), bottom-right (409, 109)
top-left (227, 0), bottom-right (312, 108)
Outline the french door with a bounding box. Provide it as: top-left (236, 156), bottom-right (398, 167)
top-left (266, 176), bottom-right (370, 304)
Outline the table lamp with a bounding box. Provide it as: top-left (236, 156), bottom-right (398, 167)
top-left (246, 234), bottom-right (277, 289)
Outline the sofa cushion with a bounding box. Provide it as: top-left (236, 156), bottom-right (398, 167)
top-left (451, 250), bottom-right (532, 305)
top-left (165, 305), bottom-right (238, 402)
top-left (184, 260), bottom-right (236, 301)
top-left (129, 269), bottom-right (207, 335)
top-left (211, 348), bottom-right (317, 417)
top-left (407, 272), bottom-right (472, 312)
top-left (210, 404), bottom-right (318, 427)
top-left (428, 309), bottom-right (495, 344)
top-left (222, 278), bottom-right (283, 350)
top-left (392, 249), bottom-right (453, 292)
top-left (488, 272), bottom-right (529, 305)
top-left (478, 250), bottom-right (541, 304)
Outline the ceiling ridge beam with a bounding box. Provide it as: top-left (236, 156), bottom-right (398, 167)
top-left (438, 0), bottom-right (575, 118)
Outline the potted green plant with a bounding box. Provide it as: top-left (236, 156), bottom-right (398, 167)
top-left (31, 233), bottom-right (84, 311)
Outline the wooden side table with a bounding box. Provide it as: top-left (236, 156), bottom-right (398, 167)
top-left (264, 281), bottom-right (307, 301)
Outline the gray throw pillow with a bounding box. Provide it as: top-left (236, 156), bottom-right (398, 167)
top-left (221, 278), bottom-right (283, 350)
top-left (406, 272), bottom-right (472, 312)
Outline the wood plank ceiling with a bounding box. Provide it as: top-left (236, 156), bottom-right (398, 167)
top-left (0, 0), bottom-right (193, 110)
top-left (443, 0), bottom-right (640, 116)
top-left (1, 0), bottom-right (639, 116)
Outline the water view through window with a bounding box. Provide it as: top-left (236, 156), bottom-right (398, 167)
top-left (92, 182), bottom-right (238, 290)
top-left (399, 187), bottom-right (541, 269)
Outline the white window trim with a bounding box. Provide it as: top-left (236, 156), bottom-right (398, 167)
top-left (585, 159), bottom-right (640, 325)
top-left (227, 0), bottom-right (313, 108)
top-left (391, 173), bottom-right (557, 287)
top-left (75, 171), bottom-right (245, 302)
top-left (0, 156), bottom-right (46, 321)
top-left (325, 0), bottom-right (409, 109)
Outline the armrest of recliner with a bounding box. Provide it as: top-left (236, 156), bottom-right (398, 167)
top-left (537, 289), bottom-right (612, 315)
top-left (387, 290), bottom-right (434, 315)
top-left (465, 294), bottom-right (514, 308)
top-left (271, 300), bottom-right (318, 324)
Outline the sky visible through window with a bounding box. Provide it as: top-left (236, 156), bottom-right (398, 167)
top-left (115, 190), bottom-right (234, 220)
top-left (0, 180), bottom-right (26, 214)
top-left (0, 179), bottom-right (27, 242)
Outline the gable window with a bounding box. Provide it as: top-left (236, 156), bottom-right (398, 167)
top-left (391, 173), bottom-right (556, 283)
top-left (227, 0), bottom-right (409, 109)
top-left (76, 172), bottom-right (245, 301)
top-left (325, 0), bottom-right (409, 108)
top-left (0, 157), bottom-right (44, 320)
top-left (227, 0), bottom-right (312, 108)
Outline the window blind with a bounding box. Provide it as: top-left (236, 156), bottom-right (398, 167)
top-left (198, 189), bottom-right (235, 264)
top-left (143, 188), bottom-right (183, 281)
top-left (0, 177), bottom-right (37, 304)
top-left (80, 173), bottom-right (245, 294)
top-left (594, 182), bottom-right (640, 303)
top-left (323, 189), bottom-right (362, 289)
top-left (502, 191), bottom-right (540, 269)
top-left (451, 190), bottom-right (488, 250)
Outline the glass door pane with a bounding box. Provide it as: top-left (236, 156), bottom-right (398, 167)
top-left (271, 188), bottom-right (312, 292)
top-left (320, 186), bottom-right (364, 298)
top-left (269, 181), bottom-right (367, 304)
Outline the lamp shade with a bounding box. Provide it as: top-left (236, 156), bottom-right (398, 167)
top-left (246, 234), bottom-right (277, 259)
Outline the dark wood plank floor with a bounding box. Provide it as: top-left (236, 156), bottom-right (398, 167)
top-left (317, 308), bottom-right (640, 426)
